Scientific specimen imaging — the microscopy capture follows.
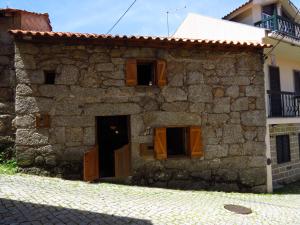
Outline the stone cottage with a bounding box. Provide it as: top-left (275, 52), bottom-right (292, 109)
top-left (1, 8), bottom-right (270, 192)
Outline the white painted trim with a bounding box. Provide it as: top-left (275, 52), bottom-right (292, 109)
top-left (267, 117), bottom-right (300, 125)
top-left (265, 124), bottom-right (273, 193)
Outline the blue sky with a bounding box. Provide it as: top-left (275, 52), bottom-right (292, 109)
top-left (1, 0), bottom-right (300, 36)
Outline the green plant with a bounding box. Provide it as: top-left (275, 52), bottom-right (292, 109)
top-left (0, 138), bottom-right (17, 175)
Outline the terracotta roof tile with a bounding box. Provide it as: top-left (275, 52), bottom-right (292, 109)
top-left (223, 0), bottom-right (253, 19)
top-left (0, 8), bottom-right (48, 16)
top-left (9, 30), bottom-right (271, 48)
top-left (0, 8), bottom-right (52, 31)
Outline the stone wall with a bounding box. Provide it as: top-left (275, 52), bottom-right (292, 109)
top-left (269, 123), bottom-right (300, 188)
top-left (0, 19), bottom-right (15, 148)
top-left (14, 40), bottom-right (267, 192)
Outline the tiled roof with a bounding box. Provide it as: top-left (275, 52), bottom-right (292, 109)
top-left (0, 8), bottom-right (49, 16)
top-left (9, 30), bottom-right (271, 48)
top-left (0, 8), bottom-right (52, 31)
top-left (222, 0), bottom-right (253, 19)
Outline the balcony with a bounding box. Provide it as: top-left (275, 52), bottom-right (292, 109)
top-left (255, 15), bottom-right (300, 40)
top-left (267, 90), bottom-right (300, 118)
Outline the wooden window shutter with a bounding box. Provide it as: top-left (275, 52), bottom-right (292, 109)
top-left (126, 59), bottom-right (137, 86)
top-left (188, 126), bottom-right (203, 158)
top-left (156, 59), bottom-right (167, 87)
top-left (83, 145), bottom-right (99, 182)
top-left (154, 128), bottom-right (167, 160)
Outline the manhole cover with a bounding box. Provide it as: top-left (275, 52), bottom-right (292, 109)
top-left (224, 204), bottom-right (252, 215)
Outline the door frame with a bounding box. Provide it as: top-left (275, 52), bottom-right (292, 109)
top-left (96, 115), bottom-right (131, 178)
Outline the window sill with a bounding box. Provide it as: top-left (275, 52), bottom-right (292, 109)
top-left (167, 155), bottom-right (190, 160)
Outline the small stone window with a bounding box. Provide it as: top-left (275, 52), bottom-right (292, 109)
top-left (167, 127), bottom-right (187, 157)
top-left (36, 113), bottom-right (50, 128)
top-left (44, 70), bottom-right (56, 84)
top-left (276, 135), bottom-right (291, 164)
top-left (137, 61), bottom-right (155, 86)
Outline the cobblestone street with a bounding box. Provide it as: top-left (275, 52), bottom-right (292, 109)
top-left (0, 174), bottom-right (300, 225)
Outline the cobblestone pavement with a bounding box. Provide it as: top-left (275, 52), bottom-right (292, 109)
top-left (0, 174), bottom-right (300, 225)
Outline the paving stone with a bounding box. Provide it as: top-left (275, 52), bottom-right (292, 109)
top-left (0, 174), bottom-right (299, 225)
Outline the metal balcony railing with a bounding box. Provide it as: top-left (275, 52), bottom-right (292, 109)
top-left (267, 90), bottom-right (300, 117)
top-left (255, 15), bottom-right (300, 40)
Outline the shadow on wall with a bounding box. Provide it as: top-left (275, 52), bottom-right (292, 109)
top-left (0, 198), bottom-right (153, 225)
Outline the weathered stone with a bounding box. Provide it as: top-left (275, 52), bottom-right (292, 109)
top-left (213, 97), bottom-right (230, 113)
top-left (83, 127), bottom-right (95, 145)
top-left (189, 103), bottom-right (205, 113)
top-left (241, 111), bottom-right (265, 126)
top-left (188, 85), bottom-right (212, 103)
top-left (54, 127), bottom-right (65, 144)
top-left (143, 112), bottom-right (201, 127)
top-left (16, 84), bottom-right (34, 96)
top-left (15, 54), bottom-right (36, 70)
top-left (16, 129), bottom-right (49, 146)
top-left (223, 125), bottom-right (244, 144)
top-left (243, 141), bottom-right (265, 156)
top-left (162, 87), bottom-right (187, 102)
top-left (187, 71), bottom-right (204, 85)
top-left (52, 116), bottom-right (94, 127)
top-left (190, 170), bottom-right (211, 180)
top-left (14, 115), bottom-right (35, 128)
top-left (66, 127), bottom-right (83, 143)
top-left (45, 155), bottom-right (57, 167)
top-left (213, 87), bottom-right (225, 97)
top-left (239, 168), bottom-right (266, 186)
top-left (207, 114), bottom-right (229, 126)
top-left (38, 85), bottom-right (70, 98)
top-left (168, 73), bottom-right (184, 86)
top-left (162, 102), bottom-right (189, 112)
top-left (246, 85), bottom-right (264, 97)
top-left (225, 86), bottom-right (239, 98)
top-left (0, 88), bottom-right (13, 100)
top-left (231, 97), bottom-right (249, 111)
top-left (103, 79), bottom-right (124, 87)
top-left (95, 63), bottom-right (114, 72)
top-left (85, 103), bottom-right (141, 115)
top-left (35, 155), bottom-right (45, 165)
top-left (89, 53), bottom-right (110, 63)
top-left (17, 149), bottom-right (35, 166)
top-left (248, 156), bottom-right (266, 168)
top-left (56, 65), bottom-right (79, 85)
top-left (205, 145), bottom-right (229, 160)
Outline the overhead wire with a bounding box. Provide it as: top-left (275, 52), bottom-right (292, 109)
top-left (106, 0), bottom-right (137, 35)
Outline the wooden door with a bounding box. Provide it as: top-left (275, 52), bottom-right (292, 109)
top-left (83, 145), bottom-right (99, 182)
top-left (114, 144), bottom-right (131, 178)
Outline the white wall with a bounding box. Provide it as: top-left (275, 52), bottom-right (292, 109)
top-left (264, 55), bottom-right (300, 92)
top-left (173, 13), bottom-right (266, 42)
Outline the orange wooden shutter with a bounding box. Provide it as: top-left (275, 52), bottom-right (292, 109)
top-left (83, 145), bottom-right (99, 182)
top-left (156, 59), bottom-right (167, 87)
top-left (154, 128), bottom-right (167, 160)
top-left (188, 126), bottom-right (203, 158)
top-left (126, 59), bottom-right (137, 86)
top-left (114, 144), bottom-right (131, 178)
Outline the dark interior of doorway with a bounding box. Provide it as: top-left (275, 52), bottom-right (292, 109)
top-left (97, 116), bottom-right (129, 178)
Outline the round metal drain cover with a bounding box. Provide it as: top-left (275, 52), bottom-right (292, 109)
top-left (224, 204), bottom-right (252, 215)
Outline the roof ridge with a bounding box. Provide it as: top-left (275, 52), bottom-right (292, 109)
top-left (222, 0), bottom-right (253, 19)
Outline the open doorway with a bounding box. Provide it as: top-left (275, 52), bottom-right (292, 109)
top-left (96, 115), bottom-right (130, 178)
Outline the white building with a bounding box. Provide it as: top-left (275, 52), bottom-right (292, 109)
top-left (174, 0), bottom-right (300, 192)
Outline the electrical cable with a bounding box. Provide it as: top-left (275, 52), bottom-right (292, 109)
top-left (106, 0), bottom-right (137, 35)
